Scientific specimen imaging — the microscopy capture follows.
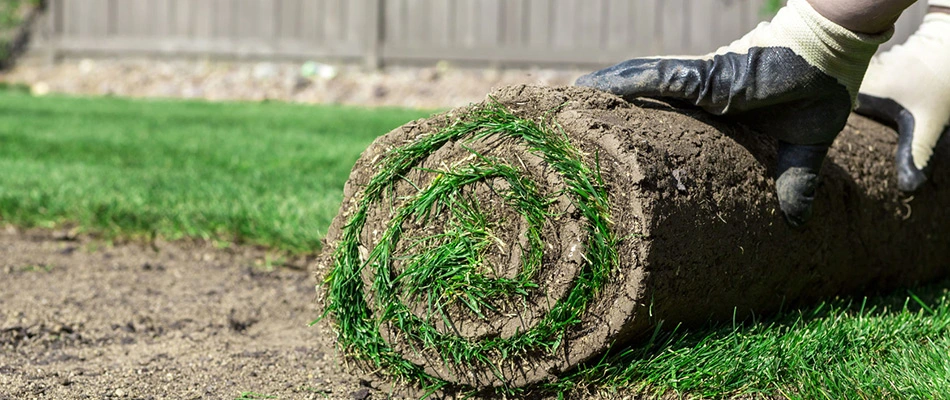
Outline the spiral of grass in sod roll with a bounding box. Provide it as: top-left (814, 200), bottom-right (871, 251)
top-left (322, 100), bottom-right (618, 392)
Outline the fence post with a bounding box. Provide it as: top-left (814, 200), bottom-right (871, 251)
top-left (363, 0), bottom-right (382, 70)
top-left (45, 0), bottom-right (58, 65)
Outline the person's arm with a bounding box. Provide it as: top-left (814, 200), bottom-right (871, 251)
top-left (576, 0), bottom-right (911, 227)
top-left (808, 0), bottom-right (916, 34)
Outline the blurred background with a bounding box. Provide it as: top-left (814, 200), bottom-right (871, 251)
top-left (0, 0), bottom-right (933, 108)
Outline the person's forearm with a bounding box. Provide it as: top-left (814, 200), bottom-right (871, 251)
top-left (807, 0), bottom-right (917, 34)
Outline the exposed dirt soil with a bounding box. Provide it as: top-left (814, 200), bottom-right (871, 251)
top-left (1, 57), bottom-right (583, 109)
top-left (0, 227), bottom-right (400, 399)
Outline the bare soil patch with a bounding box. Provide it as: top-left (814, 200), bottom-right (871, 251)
top-left (1, 58), bottom-right (583, 109)
top-left (0, 227), bottom-right (388, 399)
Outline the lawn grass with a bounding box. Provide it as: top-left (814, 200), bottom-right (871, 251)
top-left (0, 90), bottom-right (432, 252)
top-left (1, 89), bottom-right (947, 398)
top-left (554, 285), bottom-right (950, 399)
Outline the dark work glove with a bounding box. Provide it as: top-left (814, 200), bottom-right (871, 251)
top-left (856, 10), bottom-right (950, 192)
top-left (576, 0), bottom-right (891, 227)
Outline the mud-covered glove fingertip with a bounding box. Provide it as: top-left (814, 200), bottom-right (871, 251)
top-left (776, 168), bottom-right (817, 228)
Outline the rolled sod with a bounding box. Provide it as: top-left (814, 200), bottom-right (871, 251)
top-left (315, 85), bottom-right (950, 389)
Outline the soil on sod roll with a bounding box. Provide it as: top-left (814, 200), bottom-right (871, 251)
top-left (316, 84), bottom-right (950, 389)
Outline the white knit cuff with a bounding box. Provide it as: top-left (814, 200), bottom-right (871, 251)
top-left (781, 0), bottom-right (893, 103)
top-left (930, 0), bottom-right (950, 8)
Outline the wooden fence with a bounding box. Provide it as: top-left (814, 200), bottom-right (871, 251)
top-left (41, 0), bottom-right (930, 68)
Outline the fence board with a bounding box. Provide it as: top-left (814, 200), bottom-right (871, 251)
top-left (302, 0), bottom-right (324, 42)
top-left (90, 0), bottom-right (109, 36)
top-left (743, 0), bottom-right (762, 31)
top-left (633, 0), bottom-right (659, 56)
top-left (689, 0), bottom-right (716, 53)
top-left (112, 1), bottom-right (130, 36)
top-left (170, 0), bottom-right (191, 37)
top-left (476, 0), bottom-right (500, 47)
top-left (65, 0), bottom-right (84, 36)
top-left (575, 0), bottom-right (602, 49)
top-left (456, 0), bottom-right (478, 47)
top-left (405, 0), bottom-right (428, 45)
top-left (136, 0), bottom-right (153, 36)
top-left (151, 0), bottom-right (170, 36)
top-left (232, 0), bottom-right (252, 39)
top-left (345, 0), bottom-right (362, 43)
top-left (44, 0), bottom-right (933, 68)
top-left (715, 0), bottom-right (747, 49)
top-left (263, 0), bottom-right (279, 40)
top-left (76, 0), bottom-right (91, 36)
top-left (525, 0), bottom-right (549, 49)
top-left (277, 0), bottom-right (298, 40)
top-left (382, 0), bottom-right (403, 45)
top-left (550, 0), bottom-right (574, 49)
top-left (191, 1), bottom-right (213, 38)
top-left (69, 0), bottom-right (84, 36)
top-left (429, 0), bottom-right (451, 46)
top-left (213, 0), bottom-right (233, 38)
top-left (603, 0), bottom-right (626, 51)
top-left (661, 0), bottom-right (688, 53)
top-left (501, 0), bottom-right (525, 46)
top-left (49, 0), bottom-right (62, 35)
top-left (324, 0), bottom-right (343, 43)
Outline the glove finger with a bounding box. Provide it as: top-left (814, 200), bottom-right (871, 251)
top-left (577, 48), bottom-right (852, 121)
top-left (775, 141), bottom-right (830, 228)
top-left (575, 57), bottom-right (714, 103)
top-left (856, 93), bottom-right (931, 192)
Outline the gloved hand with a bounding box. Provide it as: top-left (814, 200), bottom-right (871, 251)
top-left (856, 6), bottom-right (950, 192)
top-left (575, 0), bottom-right (891, 227)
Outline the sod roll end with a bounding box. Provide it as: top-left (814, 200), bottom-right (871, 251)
top-left (315, 85), bottom-right (950, 389)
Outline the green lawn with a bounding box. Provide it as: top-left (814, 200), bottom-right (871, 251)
top-left (0, 89), bottom-right (432, 252)
top-left (1, 89), bottom-right (947, 398)
top-left (557, 289), bottom-right (950, 399)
